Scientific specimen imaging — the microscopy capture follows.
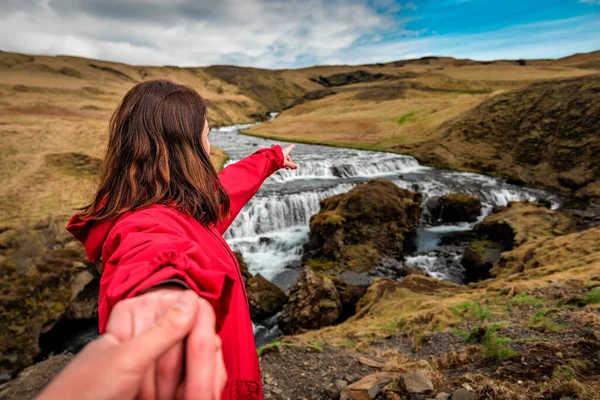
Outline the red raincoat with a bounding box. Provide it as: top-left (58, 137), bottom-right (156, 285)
top-left (67, 145), bottom-right (284, 400)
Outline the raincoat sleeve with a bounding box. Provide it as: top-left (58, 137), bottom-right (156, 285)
top-left (98, 213), bottom-right (235, 333)
top-left (215, 145), bottom-right (284, 235)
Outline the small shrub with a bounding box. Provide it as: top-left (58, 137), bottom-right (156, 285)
top-left (510, 293), bottom-right (544, 306)
top-left (256, 341), bottom-right (298, 356)
top-left (307, 342), bottom-right (323, 352)
top-left (552, 365), bottom-right (577, 381)
top-left (583, 288), bottom-right (600, 305)
top-left (482, 324), bottom-right (518, 360)
top-left (529, 309), bottom-right (564, 332)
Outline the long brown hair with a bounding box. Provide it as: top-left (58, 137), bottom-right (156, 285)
top-left (80, 79), bottom-right (230, 225)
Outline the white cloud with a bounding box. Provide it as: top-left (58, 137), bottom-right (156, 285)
top-left (0, 0), bottom-right (405, 68)
top-left (579, 0), bottom-right (600, 5)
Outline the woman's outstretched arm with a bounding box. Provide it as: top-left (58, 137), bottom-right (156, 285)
top-left (215, 144), bottom-right (296, 235)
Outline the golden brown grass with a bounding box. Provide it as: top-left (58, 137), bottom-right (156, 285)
top-left (246, 53), bottom-right (599, 162)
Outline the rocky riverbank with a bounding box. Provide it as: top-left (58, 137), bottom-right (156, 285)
top-left (2, 180), bottom-right (600, 399)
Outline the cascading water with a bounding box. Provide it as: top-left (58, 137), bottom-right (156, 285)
top-left (210, 122), bottom-right (559, 288)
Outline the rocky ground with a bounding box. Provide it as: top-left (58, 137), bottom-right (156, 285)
top-left (1, 187), bottom-right (600, 399)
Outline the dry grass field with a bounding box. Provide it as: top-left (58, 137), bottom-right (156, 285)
top-left (1, 50), bottom-right (599, 226)
top-left (0, 51), bottom-right (302, 226)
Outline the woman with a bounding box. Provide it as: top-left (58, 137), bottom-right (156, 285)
top-left (66, 79), bottom-right (296, 400)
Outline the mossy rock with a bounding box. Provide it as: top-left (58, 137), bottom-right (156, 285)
top-left (278, 267), bottom-right (341, 334)
top-left (0, 219), bottom-right (99, 381)
top-left (461, 240), bottom-right (503, 282)
top-left (304, 179), bottom-right (422, 274)
top-left (246, 274), bottom-right (287, 322)
top-left (465, 201), bottom-right (580, 280)
top-left (437, 193), bottom-right (482, 223)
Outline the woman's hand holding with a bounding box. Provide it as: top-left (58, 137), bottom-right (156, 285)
top-left (37, 290), bottom-right (226, 400)
top-left (282, 144), bottom-right (297, 170)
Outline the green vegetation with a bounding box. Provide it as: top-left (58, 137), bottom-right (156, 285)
top-left (307, 342), bottom-right (324, 352)
top-left (482, 324), bottom-right (519, 360)
top-left (583, 288), bottom-right (600, 305)
top-left (339, 339), bottom-right (357, 349)
top-left (529, 309), bottom-right (564, 332)
top-left (378, 318), bottom-right (407, 334)
top-left (449, 301), bottom-right (492, 322)
top-left (257, 341), bottom-right (299, 356)
top-left (509, 293), bottom-right (545, 307)
top-left (553, 365), bottom-right (577, 381)
top-left (397, 112), bottom-right (415, 125)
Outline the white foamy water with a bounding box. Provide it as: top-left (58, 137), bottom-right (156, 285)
top-left (210, 123), bottom-right (560, 282)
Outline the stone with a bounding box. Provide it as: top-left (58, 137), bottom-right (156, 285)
top-left (303, 179), bottom-right (422, 273)
top-left (278, 267), bottom-right (342, 334)
top-left (271, 387), bottom-right (283, 395)
top-left (0, 220), bottom-right (99, 381)
top-left (234, 251), bottom-right (287, 322)
top-left (340, 372), bottom-right (392, 400)
top-left (435, 393), bottom-right (451, 400)
top-left (400, 370), bottom-right (434, 394)
top-left (0, 354), bottom-right (73, 400)
top-left (246, 273), bottom-right (287, 322)
top-left (436, 194), bottom-right (482, 223)
top-left (336, 380), bottom-right (348, 390)
top-left (357, 356), bottom-right (385, 369)
top-left (326, 380), bottom-right (348, 399)
top-left (452, 388), bottom-right (475, 400)
top-left (461, 241), bottom-right (502, 282)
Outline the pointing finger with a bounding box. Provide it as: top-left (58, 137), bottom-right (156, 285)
top-left (282, 144), bottom-right (296, 156)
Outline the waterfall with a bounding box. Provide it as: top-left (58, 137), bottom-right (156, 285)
top-left (210, 123), bottom-right (559, 284)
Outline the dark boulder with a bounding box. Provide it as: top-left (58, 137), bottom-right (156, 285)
top-left (0, 219), bottom-right (99, 382)
top-left (233, 251), bottom-right (287, 322)
top-left (437, 194), bottom-right (482, 223)
top-left (461, 241), bottom-right (503, 282)
top-left (304, 179), bottom-right (422, 273)
top-left (278, 267), bottom-right (341, 334)
top-left (246, 274), bottom-right (287, 322)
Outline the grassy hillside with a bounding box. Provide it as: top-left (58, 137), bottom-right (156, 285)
top-left (410, 75), bottom-right (600, 201)
top-left (1, 50), bottom-right (599, 225)
top-left (0, 51), bottom-right (305, 225)
top-left (245, 52), bottom-right (600, 199)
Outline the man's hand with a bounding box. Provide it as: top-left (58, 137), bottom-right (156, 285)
top-left (37, 291), bottom-right (227, 400)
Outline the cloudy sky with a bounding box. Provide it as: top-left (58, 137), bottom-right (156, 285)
top-left (1, 0), bottom-right (599, 69)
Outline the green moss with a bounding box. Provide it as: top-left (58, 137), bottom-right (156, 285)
top-left (449, 301), bottom-right (491, 322)
top-left (510, 293), bottom-right (545, 307)
top-left (307, 342), bottom-right (324, 352)
top-left (319, 299), bottom-right (339, 309)
top-left (344, 244), bottom-right (381, 272)
top-left (256, 341), bottom-right (299, 356)
top-left (482, 324), bottom-right (518, 360)
top-left (553, 365), bottom-right (577, 381)
top-left (583, 288), bottom-right (600, 305)
top-left (397, 112), bottom-right (416, 125)
top-left (305, 259), bottom-right (338, 273)
top-left (311, 211), bottom-right (345, 227)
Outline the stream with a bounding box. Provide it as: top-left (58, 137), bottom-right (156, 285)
top-left (211, 122), bottom-right (558, 287)
top-left (210, 121), bottom-right (559, 346)
top-left (49, 120), bottom-right (560, 355)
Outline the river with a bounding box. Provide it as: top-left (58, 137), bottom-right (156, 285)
top-left (210, 121), bottom-right (559, 290)
top-left (49, 120), bottom-right (560, 354)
